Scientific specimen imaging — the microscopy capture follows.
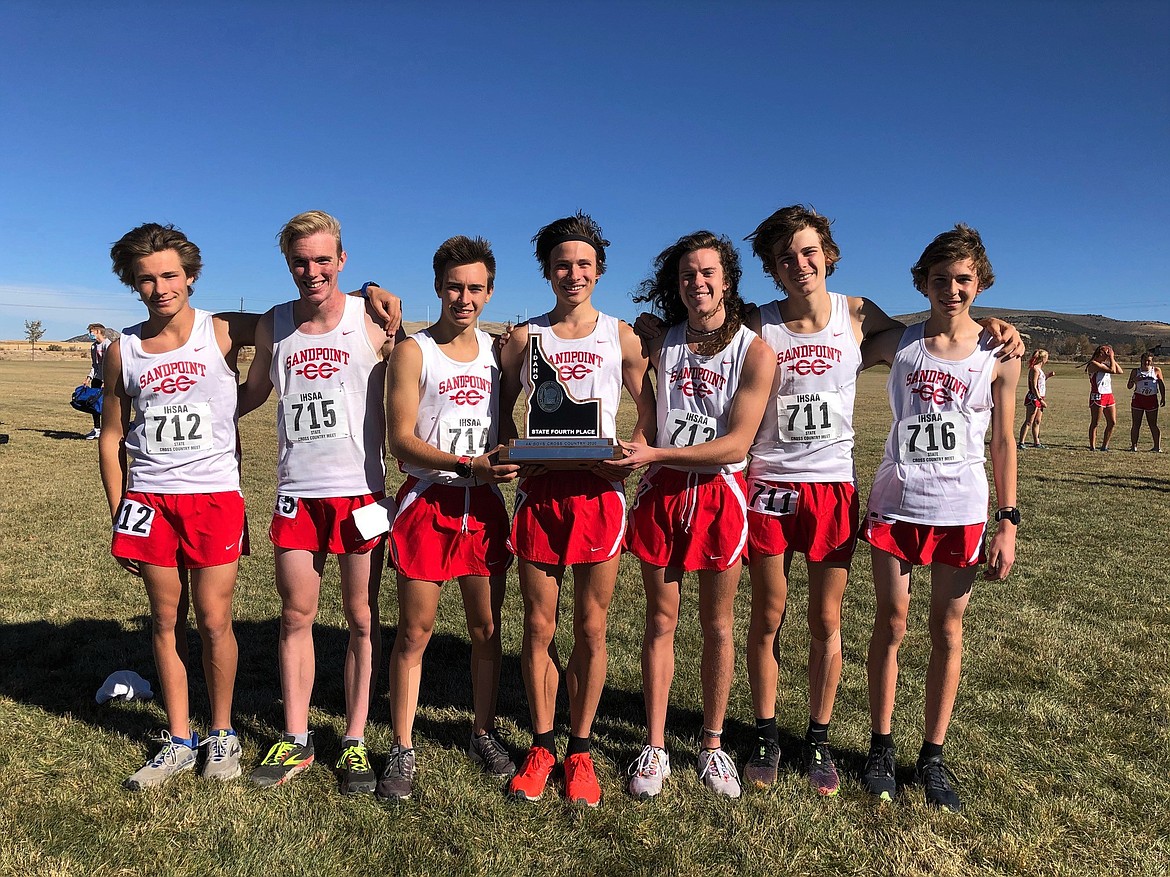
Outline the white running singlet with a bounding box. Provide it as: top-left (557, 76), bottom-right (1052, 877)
top-left (1133, 367), bottom-right (1158, 397)
top-left (1034, 366), bottom-right (1048, 398)
top-left (655, 323), bottom-right (756, 475)
top-left (401, 328), bottom-right (499, 486)
top-left (1091, 370), bottom-right (1113, 396)
top-left (520, 312), bottom-right (623, 440)
top-left (271, 295), bottom-right (386, 497)
top-left (867, 323), bottom-right (999, 527)
top-left (748, 293), bottom-right (861, 484)
top-left (120, 309), bottom-right (240, 494)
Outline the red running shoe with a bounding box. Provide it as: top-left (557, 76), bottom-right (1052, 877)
top-left (508, 745), bottom-right (555, 802)
top-left (564, 752), bottom-right (601, 807)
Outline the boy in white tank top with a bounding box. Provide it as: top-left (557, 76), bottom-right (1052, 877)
top-left (101, 223), bottom-right (260, 790)
top-left (859, 225), bottom-right (1020, 812)
top-left (616, 232), bottom-right (775, 800)
top-left (498, 213), bottom-right (656, 807)
top-left (238, 211), bottom-right (402, 796)
top-left (378, 236), bottom-right (521, 800)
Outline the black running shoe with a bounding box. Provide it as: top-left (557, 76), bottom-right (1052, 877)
top-left (915, 754), bottom-right (961, 812)
top-left (863, 742), bottom-right (897, 802)
top-left (376, 743), bottom-right (416, 801)
top-left (743, 737), bottom-right (781, 788)
top-left (336, 741), bottom-right (376, 796)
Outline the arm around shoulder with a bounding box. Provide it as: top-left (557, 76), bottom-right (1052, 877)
top-left (238, 310), bottom-right (275, 417)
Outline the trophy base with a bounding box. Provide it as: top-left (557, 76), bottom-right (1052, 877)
top-left (500, 438), bottom-right (621, 470)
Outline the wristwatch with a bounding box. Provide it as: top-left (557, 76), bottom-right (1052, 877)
top-left (994, 506), bottom-right (1021, 526)
top-left (360, 281), bottom-right (381, 299)
top-left (454, 456), bottom-right (474, 479)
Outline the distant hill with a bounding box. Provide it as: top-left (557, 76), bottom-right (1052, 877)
top-left (892, 307), bottom-right (1170, 356)
top-left (402, 320), bottom-right (510, 337)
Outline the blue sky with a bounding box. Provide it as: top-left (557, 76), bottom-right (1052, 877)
top-left (2, 1), bottom-right (1167, 341)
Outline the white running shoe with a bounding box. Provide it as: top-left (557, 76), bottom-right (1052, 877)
top-left (627, 745), bottom-right (671, 799)
top-left (200, 730), bottom-right (243, 781)
top-left (84, 428), bottom-right (101, 440)
top-left (697, 747), bottom-right (741, 798)
top-left (125, 732), bottom-right (198, 790)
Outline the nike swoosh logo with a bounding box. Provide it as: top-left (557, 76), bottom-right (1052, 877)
top-left (832, 332), bottom-right (844, 337)
top-left (343, 330), bottom-right (355, 335)
top-left (968, 368), bottom-right (980, 372)
top-left (194, 346), bottom-right (205, 352)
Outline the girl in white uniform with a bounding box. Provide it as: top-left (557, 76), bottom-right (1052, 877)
top-left (1127, 352), bottom-right (1165, 452)
top-left (1085, 344), bottom-right (1122, 450)
top-left (859, 225), bottom-right (1019, 812)
top-left (617, 231), bottom-right (774, 800)
top-left (1017, 348), bottom-right (1054, 448)
top-left (100, 223), bottom-right (255, 790)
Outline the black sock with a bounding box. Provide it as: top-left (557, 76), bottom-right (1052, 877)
top-left (755, 716), bottom-right (779, 743)
top-left (806, 719), bottom-right (829, 745)
top-left (919, 741), bottom-right (943, 763)
top-left (566, 735), bottom-right (591, 757)
top-left (871, 731), bottom-right (895, 750)
top-left (533, 730), bottom-right (556, 756)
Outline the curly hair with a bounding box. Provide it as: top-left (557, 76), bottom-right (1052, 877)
top-left (110, 223), bottom-right (203, 289)
top-left (744, 204), bottom-right (840, 287)
top-left (532, 211), bottom-right (609, 279)
top-left (633, 230), bottom-right (746, 356)
top-left (910, 224), bottom-right (995, 293)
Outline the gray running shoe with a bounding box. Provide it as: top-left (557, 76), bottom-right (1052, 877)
top-left (627, 744), bottom-right (671, 799)
top-left (249, 733), bottom-right (315, 787)
top-left (916, 754), bottom-right (962, 812)
top-left (863, 742), bottom-right (897, 802)
top-left (743, 737), bottom-right (781, 788)
top-left (200, 730), bottom-right (242, 781)
top-left (376, 743), bottom-right (416, 801)
top-left (806, 740), bottom-right (840, 797)
top-left (468, 729), bottom-right (516, 778)
top-left (125, 732), bottom-right (198, 790)
top-left (336, 741), bottom-right (376, 796)
top-left (697, 747), bottom-right (741, 798)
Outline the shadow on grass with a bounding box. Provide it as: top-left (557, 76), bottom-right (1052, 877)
top-left (18, 427), bottom-right (89, 440)
top-left (1032, 471), bottom-right (1170, 493)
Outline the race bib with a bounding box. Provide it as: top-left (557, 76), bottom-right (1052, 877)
top-left (439, 414), bottom-right (489, 456)
top-left (274, 494), bottom-right (299, 519)
top-left (665, 409), bottom-right (717, 448)
top-left (897, 411), bottom-right (967, 464)
top-left (747, 480), bottom-right (799, 517)
top-left (143, 402), bottom-right (213, 453)
top-left (282, 389), bottom-right (349, 443)
top-left (113, 498), bottom-right (155, 537)
top-left (777, 391), bottom-right (843, 443)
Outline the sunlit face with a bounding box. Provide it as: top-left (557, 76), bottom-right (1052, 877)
top-left (678, 247), bottom-right (727, 322)
top-left (437, 261), bottom-right (492, 327)
top-left (547, 241), bottom-right (598, 306)
top-left (770, 226), bottom-right (832, 297)
top-left (133, 249), bottom-right (193, 318)
top-left (924, 258), bottom-right (980, 315)
top-left (286, 230), bottom-right (346, 303)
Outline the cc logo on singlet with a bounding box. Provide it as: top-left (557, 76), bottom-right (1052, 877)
top-left (153, 376), bottom-right (197, 394)
top-left (297, 362), bottom-right (340, 380)
top-left (790, 358), bottom-right (833, 376)
top-left (450, 389), bottom-right (485, 406)
top-left (558, 363), bottom-right (592, 381)
top-left (679, 381), bottom-right (713, 398)
top-left (912, 384), bottom-right (953, 404)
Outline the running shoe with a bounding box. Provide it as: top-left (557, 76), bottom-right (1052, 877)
top-left (248, 733), bottom-right (314, 787)
top-left (697, 747), bottom-right (741, 798)
top-left (1033, 443), bottom-right (1048, 449)
top-left (806, 740), bottom-right (840, 797)
top-left (336, 741), bottom-right (376, 796)
top-left (125, 732), bottom-right (199, 790)
top-left (627, 745), bottom-right (671, 799)
top-left (564, 752), bottom-right (602, 807)
top-left (916, 754), bottom-right (962, 812)
top-left (200, 730), bottom-right (242, 781)
top-left (743, 737), bottom-right (781, 788)
top-left (863, 741), bottom-right (897, 802)
top-left (375, 743), bottom-right (416, 801)
top-left (468, 729), bottom-right (516, 778)
top-left (84, 428), bottom-right (101, 441)
top-left (507, 745), bottom-right (555, 802)
top-left (1016, 442), bottom-right (1026, 450)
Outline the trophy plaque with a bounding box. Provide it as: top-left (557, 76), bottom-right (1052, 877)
top-left (500, 333), bottom-right (621, 469)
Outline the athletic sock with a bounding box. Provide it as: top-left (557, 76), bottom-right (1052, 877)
top-left (755, 716), bottom-right (779, 743)
top-left (209, 728), bottom-right (237, 737)
top-left (341, 736), bottom-right (363, 747)
top-left (918, 740), bottom-right (943, 764)
top-left (806, 719), bottom-right (829, 745)
top-left (172, 733), bottom-right (198, 749)
top-left (533, 730), bottom-right (556, 756)
top-left (290, 732), bottom-right (309, 747)
top-left (871, 731), bottom-right (895, 750)
top-left (566, 735), bottom-right (591, 757)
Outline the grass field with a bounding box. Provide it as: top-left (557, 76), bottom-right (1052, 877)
top-left (0, 357), bottom-right (1167, 877)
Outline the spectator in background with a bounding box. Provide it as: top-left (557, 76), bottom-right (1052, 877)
top-left (1017, 349), bottom-right (1054, 449)
top-left (84, 323), bottom-right (112, 439)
